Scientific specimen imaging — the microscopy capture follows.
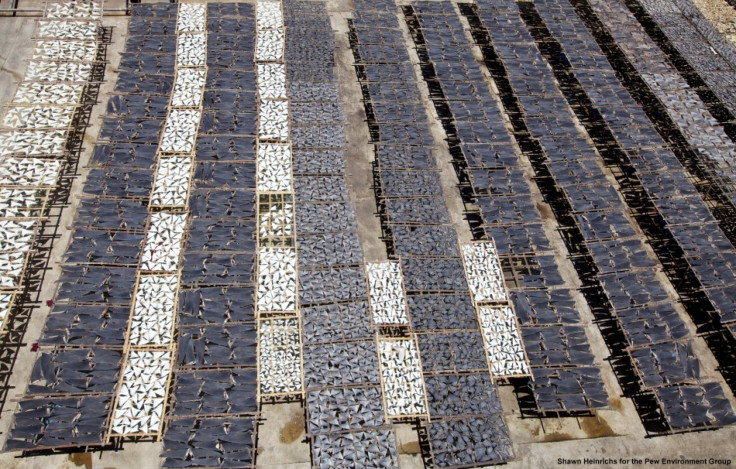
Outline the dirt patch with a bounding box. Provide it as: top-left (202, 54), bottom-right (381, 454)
top-left (69, 452), bottom-right (92, 469)
top-left (399, 441), bottom-right (421, 454)
top-left (581, 416), bottom-right (616, 439)
top-left (536, 201), bottom-right (554, 220)
top-left (542, 432), bottom-right (573, 442)
top-left (279, 415), bottom-right (304, 444)
top-left (609, 397), bottom-right (623, 410)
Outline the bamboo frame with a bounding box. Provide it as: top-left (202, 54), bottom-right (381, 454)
top-left (148, 154), bottom-right (196, 211)
top-left (364, 260), bottom-right (412, 327)
top-left (18, 77), bottom-right (105, 86)
top-left (105, 4), bottom-right (207, 442)
top-left (256, 98), bottom-right (291, 144)
top-left (0, 11), bottom-right (108, 450)
top-left (0, 223), bottom-right (41, 292)
top-left (0, 103), bottom-right (80, 131)
top-left (412, 330), bottom-right (492, 375)
top-left (126, 272), bottom-right (181, 347)
top-left (23, 59), bottom-right (98, 84)
top-left (30, 40), bottom-right (101, 64)
top-left (254, 0), bottom-right (284, 32)
top-left (254, 245), bottom-right (299, 319)
top-left (156, 109), bottom-right (204, 157)
top-left (625, 340), bottom-right (706, 392)
top-left (256, 191), bottom-right (295, 249)
top-left (460, 240), bottom-right (510, 303)
top-left (109, 268), bottom-right (179, 438)
top-left (0, 187), bottom-right (51, 219)
top-left (32, 33), bottom-right (102, 51)
top-left (373, 167), bottom-right (444, 191)
top-left (0, 128), bottom-right (72, 158)
top-left (255, 141), bottom-right (294, 195)
top-left (251, 0), bottom-right (305, 407)
top-left (255, 62), bottom-right (288, 102)
top-left (303, 421), bottom-right (397, 439)
top-left (137, 209), bottom-right (189, 273)
top-left (375, 335), bottom-right (430, 421)
top-left (35, 16), bottom-right (102, 26)
top-left (256, 316), bottom-right (305, 400)
top-left (43, 0), bottom-right (104, 20)
top-left (105, 348), bottom-right (175, 442)
top-left (477, 303), bottom-right (533, 380)
top-left (117, 274), bottom-right (180, 353)
top-left (175, 31), bottom-right (208, 70)
top-left (10, 82), bottom-right (86, 107)
top-left (168, 68), bottom-right (208, 110)
top-left (253, 13), bottom-right (287, 65)
top-left (459, 240), bottom-right (532, 382)
top-left (6, 390), bottom-right (111, 452)
top-left (655, 381), bottom-right (731, 434)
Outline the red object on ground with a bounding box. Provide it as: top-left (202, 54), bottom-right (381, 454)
top-left (30, 343), bottom-right (39, 352)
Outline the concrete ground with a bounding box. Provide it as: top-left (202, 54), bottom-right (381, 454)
top-left (0, 0), bottom-right (733, 468)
